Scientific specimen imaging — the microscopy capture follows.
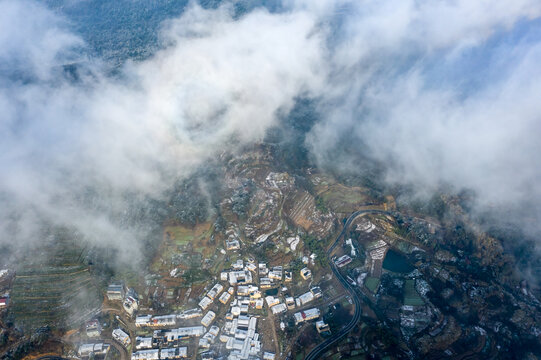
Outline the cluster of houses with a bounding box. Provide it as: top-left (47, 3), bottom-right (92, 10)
top-left (197, 267), bottom-right (265, 359)
top-left (109, 256), bottom-right (326, 360)
top-left (136, 314), bottom-right (177, 328)
top-left (106, 283), bottom-right (139, 316)
top-left (225, 225), bottom-right (241, 251)
top-left (78, 343), bottom-right (110, 358)
top-left (217, 260), bottom-right (297, 291)
top-left (264, 286), bottom-right (322, 317)
top-left (135, 309), bottom-right (204, 328)
top-left (132, 321), bottom-right (205, 359)
top-left (75, 329), bottom-right (126, 360)
top-left (132, 347), bottom-right (188, 359)
top-left (218, 287), bottom-right (263, 359)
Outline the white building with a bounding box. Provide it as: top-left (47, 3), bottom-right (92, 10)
top-left (271, 303), bottom-right (287, 315)
top-left (199, 296), bottom-right (213, 310)
top-left (250, 290), bottom-right (262, 300)
top-left (135, 315), bottom-right (152, 327)
top-left (208, 326), bottom-right (220, 337)
top-left (294, 308), bottom-right (320, 325)
top-left (135, 336), bottom-right (153, 350)
top-left (231, 306), bottom-right (241, 316)
top-left (285, 297), bottom-right (295, 310)
top-left (106, 284), bottom-right (125, 301)
top-left (226, 239), bottom-right (241, 251)
top-left (237, 286), bottom-right (250, 296)
top-left (131, 349), bottom-right (159, 360)
top-left (310, 286), bottom-right (323, 299)
top-left (284, 271), bottom-right (292, 282)
top-left (346, 238), bottom-right (357, 257)
top-left (112, 328), bottom-right (131, 347)
top-left (246, 263), bottom-right (257, 272)
top-left (255, 299), bottom-right (264, 309)
top-left (258, 263), bottom-right (268, 276)
top-left (265, 296), bottom-right (280, 308)
top-left (160, 347), bottom-right (187, 359)
top-left (260, 278), bottom-right (272, 289)
top-left (316, 320), bottom-right (330, 333)
top-left (201, 311), bottom-right (216, 327)
top-left (123, 295), bottom-right (139, 316)
top-left (177, 308), bottom-right (202, 320)
top-left (78, 343), bottom-right (109, 357)
top-left (163, 327), bottom-right (205, 342)
top-left (149, 315), bottom-right (176, 327)
top-left (219, 291), bottom-right (232, 304)
top-left (229, 270), bottom-right (253, 285)
top-left (335, 255), bottom-right (352, 268)
top-left (85, 319), bottom-right (101, 338)
top-left (300, 268), bottom-right (312, 280)
top-left (269, 270), bottom-right (282, 281)
top-left (207, 283), bottom-right (224, 300)
top-left (199, 338), bottom-right (211, 348)
top-left (298, 291), bottom-right (315, 306)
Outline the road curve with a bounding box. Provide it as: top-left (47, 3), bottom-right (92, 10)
top-left (305, 210), bottom-right (388, 360)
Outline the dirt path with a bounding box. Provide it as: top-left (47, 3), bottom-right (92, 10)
top-left (106, 340), bottom-right (128, 360)
top-left (266, 307), bottom-right (280, 356)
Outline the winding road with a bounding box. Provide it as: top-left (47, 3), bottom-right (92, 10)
top-left (305, 209), bottom-right (388, 360)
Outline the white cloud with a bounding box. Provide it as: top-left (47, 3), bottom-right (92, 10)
top-left (1, 0), bottom-right (541, 262)
top-left (0, 1), bottom-right (325, 261)
top-left (307, 0), bottom-right (541, 216)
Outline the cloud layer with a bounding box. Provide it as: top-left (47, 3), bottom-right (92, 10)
top-left (0, 0), bottom-right (325, 261)
top-left (306, 0), bottom-right (541, 217)
top-left (1, 0), bottom-right (541, 261)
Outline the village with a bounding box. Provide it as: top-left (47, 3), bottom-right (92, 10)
top-left (68, 204), bottom-right (443, 360)
top-left (1, 155), bottom-right (540, 360)
top-left (76, 254), bottom-right (333, 360)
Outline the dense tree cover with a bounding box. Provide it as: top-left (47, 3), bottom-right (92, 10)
top-left (393, 213), bottom-right (442, 246)
top-left (230, 180), bottom-right (254, 220)
top-left (486, 224), bottom-right (541, 288)
top-left (315, 196), bottom-right (328, 213)
top-left (264, 97), bottom-right (318, 174)
top-left (443, 222), bottom-right (476, 252)
top-left (168, 181), bottom-right (210, 226)
top-left (379, 274), bottom-right (404, 299)
top-left (252, 241), bottom-right (274, 264)
top-left (167, 165), bottom-right (223, 226)
top-left (289, 258), bottom-right (304, 275)
top-left (182, 267), bottom-right (211, 285)
top-left (1, 327), bottom-right (50, 360)
top-left (304, 234), bottom-right (328, 267)
top-left (0, 331), bottom-right (8, 347)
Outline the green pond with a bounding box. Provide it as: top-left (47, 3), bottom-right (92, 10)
top-left (382, 249), bottom-right (415, 273)
top-left (265, 288), bottom-right (279, 296)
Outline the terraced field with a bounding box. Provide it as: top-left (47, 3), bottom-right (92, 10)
top-left (288, 191), bottom-right (315, 230)
top-left (312, 175), bottom-right (372, 213)
top-left (11, 245), bottom-right (101, 330)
